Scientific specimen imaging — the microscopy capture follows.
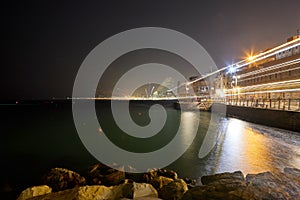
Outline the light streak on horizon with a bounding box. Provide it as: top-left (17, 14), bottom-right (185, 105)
top-left (239, 66), bottom-right (300, 83)
top-left (225, 88), bottom-right (300, 96)
top-left (170, 38), bottom-right (300, 92)
top-left (225, 79), bottom-right (300, 93)
top-left (238, 58), bottom-right (300, 79)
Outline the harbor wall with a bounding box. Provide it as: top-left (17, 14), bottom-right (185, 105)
top-left (222, 104), bottom-right (300, 132)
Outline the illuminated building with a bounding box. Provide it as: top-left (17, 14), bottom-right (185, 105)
top-left (225, 34), bottom-right (300, 111)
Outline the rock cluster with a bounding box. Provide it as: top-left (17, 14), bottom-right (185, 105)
top-left (182, 168), bottom-right (300, 200)
top-left (17, 165), bottom-right (300, 200)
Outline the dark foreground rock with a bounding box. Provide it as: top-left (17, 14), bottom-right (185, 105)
top-left (182, 168), bottom-right (300, 200)
top-left (41, 168), bottom-right (86, 192)
top-left (17, 165), bottom-right (300, 200)
top-left (85, 163), bottom-right (125, 186)
top-left (19, 182), bottom-right (158, 200)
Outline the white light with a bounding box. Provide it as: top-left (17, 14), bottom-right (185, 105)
top-left (228, 66), bottom-right (236, 74)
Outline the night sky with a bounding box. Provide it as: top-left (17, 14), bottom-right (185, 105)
top-left (2, 0), bottom-right (300, 100)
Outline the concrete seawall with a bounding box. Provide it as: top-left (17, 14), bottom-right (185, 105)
top-left (224, 104), bottom-right (300, 132)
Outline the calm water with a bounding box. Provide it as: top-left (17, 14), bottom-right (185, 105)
top-left (1, 100), bottom-right (300, 192)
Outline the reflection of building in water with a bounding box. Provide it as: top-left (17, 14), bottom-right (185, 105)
top-left (224, 34), bottom-right (300, 110)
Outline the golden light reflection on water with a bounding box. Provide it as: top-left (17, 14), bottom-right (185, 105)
top-left (180, 111), bottom-right (199, 146)
top-left (214, 118), bottom-right (300, 175)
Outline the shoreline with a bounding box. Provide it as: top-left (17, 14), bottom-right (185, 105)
top-left (15, 164), bottom-right (300, 200)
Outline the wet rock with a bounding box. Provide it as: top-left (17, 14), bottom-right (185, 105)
top-left (183, 177), bottom-right (197, 189)
top-left (132, 182), bottom-right (158, 198)
top-left (183, 171), bottom-right (246, 200)
top-left (245, 171), bottom-right (300, 199)
top-left (159, 179), bottom-right (188, 200)
top-left (184, 169), bottom-right (300, 200)
top-left (149, 176), bottom-right (173, 191)
top-left (29, 185), bottom-right (124, 200)
top-left (42, 168), bottom-right (86, 191)
top-left (85, 163), bottom-right (125, 186)
top-left (142, 169), bottom-right (159, 183)
top-left (284, 167), bottom-right (300, 178)
top-left (157, 169), bottom-right (178, 180)
top-left (201, 171), bottom-right (244, 185)
top-left (142, 168), bottom-right (178, 183)
top-left (17, 185), bottom-right (52, 200)
top-left (182, 185), bottom-right (218, 200)
top-left (28, 182), bottom-right (158, 200)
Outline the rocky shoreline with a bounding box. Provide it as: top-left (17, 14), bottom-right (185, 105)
top-left (16, 164), bottom-right (300, 200)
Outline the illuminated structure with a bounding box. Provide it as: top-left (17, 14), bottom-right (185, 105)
top-left (225, 34), bottom-right (300, 111)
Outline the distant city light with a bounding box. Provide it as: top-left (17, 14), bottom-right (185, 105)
top-left (228, 66), bottom-right (236, 74)
top-left (247, 55), bottom-right (254, 61)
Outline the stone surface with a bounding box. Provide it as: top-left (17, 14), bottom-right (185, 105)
top-left (183, 177), bottom-right (197, 189)
top-left (159, 179), bottom-right (188, 200)
top-left (201, 171), bottom-right (244, 185)
top-left (20, 167), bottom-right (300, 199)
top-left (245, 171), bottom-right (300, 199)
top-left (27, 182), bottom-right (158, 200)
top-left (29, 185), bottom-right (124, 200)
top-left (183, 169), bottom-right (300, 200)
top-left (85, 163), bottom-right (125, 186)
top-left (42, 168), bottom-right (86, 191)
top-left (132, 182), bottom-right (158, 198)
top-left (17, 185), bottom-right (52, 200)
top-left (156, 169), bottom-right (178, 180)
top-left (142, 168), bottom-right (178, 183)
top-left (149, 176), bottom-right (173, 191)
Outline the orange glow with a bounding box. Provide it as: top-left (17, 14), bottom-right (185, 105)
top-left (244, 48), bottom-right (255, 62)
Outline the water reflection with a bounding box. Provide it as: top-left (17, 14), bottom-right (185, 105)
top-left (213, 118), bottom-right (300, 175)
top-left (180, 111), bottom-right (199, 147)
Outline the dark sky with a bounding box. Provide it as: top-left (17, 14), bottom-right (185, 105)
top-left (2, 0), bottom-right (300, 100)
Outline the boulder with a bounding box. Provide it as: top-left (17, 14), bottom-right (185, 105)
top-left (183, 177), bottom-right (197, 189)
top-left (42, 168), bottom-right (86, 191)
top-left (159, 179), bottom-right (188, 200)
top-left (201, 171), bottom-right (244, 185)
top-left (245, 171), bottom-right (300, 199)
top-left (142, 168), bottom-right (178, 183)
top-left (27, 182), bottom-right (158, 200)
top-left (149, 176), bottom-right (173, 191)
top-left (132, 182), bottom-right (158, 198)
top-left (284, 167), bottom-right (300, 179)
top-left (156, 169), bottom-right (178, 180)
top-left (17, 185), bottom-right (52, 200)
top-left (184, 169), bottom-right (300, 200)
top-left (85, 163), bottom-right (125, 186)
top-left (183, 171), bottom-right (246, 200)
top-left (29, 185), bottom-right (124, 200)
top-left (142, 169), bottom-right (159, 183)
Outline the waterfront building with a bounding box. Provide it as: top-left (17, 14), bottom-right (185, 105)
top-left (224, 34), bottom-right (300, 111)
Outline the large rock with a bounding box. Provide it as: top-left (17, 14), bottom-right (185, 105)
top-left (42, 168), bottom-right (86, 191)
top-left (156, 169), bottom-right (178, 180)
top-left (284, 167), bottom-right (300, 179)
top-left (17, 185), bottom-right (52, 200)
top-left (142, 168), bottom-right (178, 183)
top-left (244, 171), bottom-right (300, 199)
top-left (150, 176), bottom-right (173, 191)
top-left (183, 171), bottom-right (246, 200)
top-left (29, 185), bottom-right (124, 200)
top-left (85, 163), bottom-right (125, 186)
top-left (159, 179), bottom-right (188, 200)
top-left (183, 177), bottom-right (197, 189)
top-left (28, 182), bottom-right (158, 200)
top-left (201, 171), bottom-right (244, 185)
top-left (183, 170), bottom-right (300, 200)
top-left (132, 182), bottom-right (158, 198)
